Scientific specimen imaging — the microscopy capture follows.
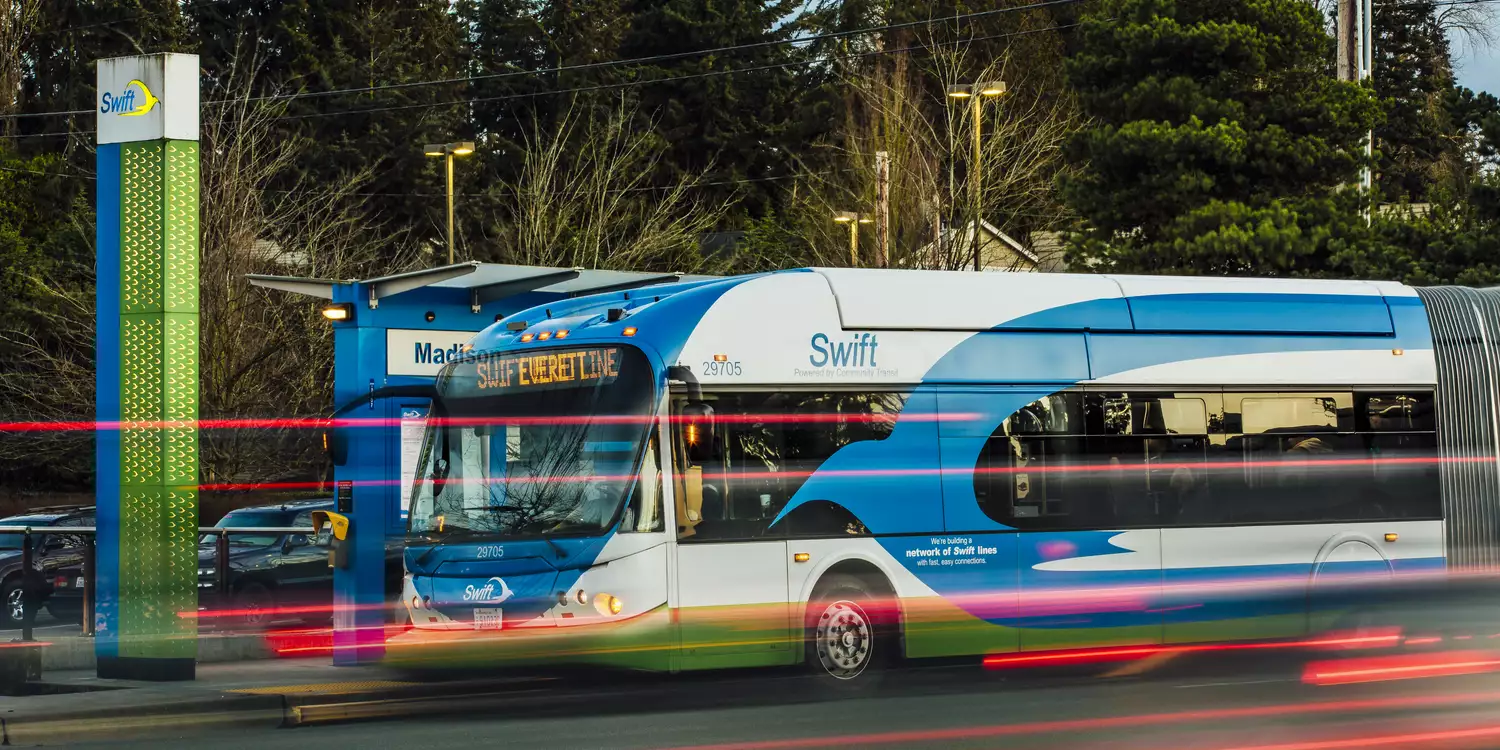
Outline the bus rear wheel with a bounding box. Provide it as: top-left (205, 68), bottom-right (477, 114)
top-left (804, 574), bottom-right (893, 690)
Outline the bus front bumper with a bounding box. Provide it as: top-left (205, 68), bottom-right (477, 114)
top-left (383, 605), bottom-right (675, 671)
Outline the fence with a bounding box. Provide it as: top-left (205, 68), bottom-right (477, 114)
top-left (0, 525), bottom-right (315, 643)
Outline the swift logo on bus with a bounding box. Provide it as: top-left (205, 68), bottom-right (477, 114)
top-left (808, 333), bottom-right (880, 368)
top-left (463, 577), bottom-right (515, 603)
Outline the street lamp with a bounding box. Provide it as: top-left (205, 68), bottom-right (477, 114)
top-left (423, 140), bottom-right (476, 265)
top-left (833, 211), bottom-right (874, 267)
top-left (947, 81), bottom-right (1006, 271)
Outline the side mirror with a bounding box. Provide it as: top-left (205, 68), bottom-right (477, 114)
top-left (681, 402), bottom-right (716, 464)
top-left (310, 511), bottom-right (352, 569)
top-left (283, 534), bottom-right (310, 552)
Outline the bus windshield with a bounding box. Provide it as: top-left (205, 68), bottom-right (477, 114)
top-left (409, 345), bottom-right (656, 540)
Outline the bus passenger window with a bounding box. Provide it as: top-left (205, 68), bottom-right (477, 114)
top-left (673, 390), bottom-right (906, 541)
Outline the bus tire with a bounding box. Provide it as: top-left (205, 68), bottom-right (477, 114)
top-left (804, 573), bottom-right (893, 691)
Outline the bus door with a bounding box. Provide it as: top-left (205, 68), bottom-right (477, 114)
top-left (1010, 391), bottom-right (1175, 651)
top-left (670, 392), bottom-right (794, 667)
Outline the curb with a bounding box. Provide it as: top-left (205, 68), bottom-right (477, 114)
top-left (2, 693), bottom-right (286, 745)
top-left (0, 676), bottom-right (552, 744)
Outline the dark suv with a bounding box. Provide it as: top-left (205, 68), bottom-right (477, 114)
top-left (0, 506), bottom-right (93, 628)
top-left (198, 499), bottom-right (403, 628)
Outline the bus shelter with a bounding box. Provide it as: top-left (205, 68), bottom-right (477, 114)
top-left (248, 262), bottom-right (713, 664)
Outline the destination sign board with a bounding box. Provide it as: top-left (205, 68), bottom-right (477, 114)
top-left (471, 347), bottom-right (623, 393)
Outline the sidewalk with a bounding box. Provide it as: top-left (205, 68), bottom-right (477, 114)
top-left (5, 616), bottom-right (302, 671)
top-left (1, 656), bottom-right (553, 745)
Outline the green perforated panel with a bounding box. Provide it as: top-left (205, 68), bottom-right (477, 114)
top-left (116, 139), bottom-right (198, 661)
top-left (163, 142), bottom-right (198, 314)
top-left (121, 142), bottom-right (164, 314)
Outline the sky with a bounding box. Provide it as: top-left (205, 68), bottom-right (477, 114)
top-left (1453, 34), bottom-right (1500, 95)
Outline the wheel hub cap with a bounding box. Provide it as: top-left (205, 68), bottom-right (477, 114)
top-left (815, 599), bottom-right (872, 680)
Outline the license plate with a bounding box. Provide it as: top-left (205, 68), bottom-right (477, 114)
top-left (473, 608), bottom-right (503, 631)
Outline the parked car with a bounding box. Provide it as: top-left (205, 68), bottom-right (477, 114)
top-left (198, 499), bottom-right (403, 628)
top-left (0, 506), bottom-right (92, 628)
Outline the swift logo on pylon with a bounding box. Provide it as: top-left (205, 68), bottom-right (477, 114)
top-left (100, 79), bottom-right (161, 117)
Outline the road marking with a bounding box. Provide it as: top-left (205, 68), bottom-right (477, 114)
top-left (1175, 678), bottom-right (1293, 688)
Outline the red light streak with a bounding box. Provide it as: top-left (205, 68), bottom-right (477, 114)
top-left (1303, 651), bottom-right (1500, 686)
top-left (193, 454), bottom-right (1485, 493)
top-left (670, 691), bottom-right (1500, 750)
top-left (982, 634), bottom-right (1405, 670)
top-left (0, 412), bottom-right (981, 433)
top-left (1211, 724), bottom-right (1500, 750)
top-left (0, 640), bottom-right (51, 649)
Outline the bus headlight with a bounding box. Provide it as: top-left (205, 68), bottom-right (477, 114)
top-left (594, 594), bottom-right (623, 617)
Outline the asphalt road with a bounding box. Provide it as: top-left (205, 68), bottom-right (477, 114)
top-left (53, 650), bottom-right (1500, 750)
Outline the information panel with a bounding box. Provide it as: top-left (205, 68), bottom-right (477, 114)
top-left (399, 406), bottom-right (428, 519)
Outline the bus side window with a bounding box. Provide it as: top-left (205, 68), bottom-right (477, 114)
top-left (676, 390), bottom-right (906, 541)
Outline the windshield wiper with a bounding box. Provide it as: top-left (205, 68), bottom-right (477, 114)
top-left (538, 535), bottom-right (566, 559)
top-left (413, 529), bottom-right (484, 566)
top-left (412, 521), bottom-right (566, 563)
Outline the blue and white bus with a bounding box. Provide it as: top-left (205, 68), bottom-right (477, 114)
top-left (391, 268), bottom-right (1497, 684)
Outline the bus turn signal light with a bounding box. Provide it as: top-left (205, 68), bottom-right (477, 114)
top-left (594, 594), bottom-right (623, 616)
top-left (622, 326), bottom-right (638, 337)
top-left (1386, 533), bottom-right (1399, 542)
top-left (794, 552), bottom-right (811, 563)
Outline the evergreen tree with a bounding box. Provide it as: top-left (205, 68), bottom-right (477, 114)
top-left (461, 0), bottom-right (548, 178)
top-left (186, 0), bottom-right (470, 258)
top-left (616, 0), bottom-right (805, 218)
top-left (1373, 0), bottom-right (1458, 202)
top-left (1062, 0), bottom-right (1380, 276)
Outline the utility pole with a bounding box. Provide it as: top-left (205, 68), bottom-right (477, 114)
top-left (1337, 0), bottom-right (1374, 222)
top-left (875, 151), bottom-right (890, 268)
top-left (1337, 0), bottom-right (1358, 83)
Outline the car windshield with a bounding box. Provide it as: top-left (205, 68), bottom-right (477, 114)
top-left (0, 532), bottom-right (27, 550)
top-left (409, 345), bottom-right (656, 540)
top-left (201, 510), bottom-right (291, 547)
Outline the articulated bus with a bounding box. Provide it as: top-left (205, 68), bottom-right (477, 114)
top-left (389, 269), bottom-right (1500, 685)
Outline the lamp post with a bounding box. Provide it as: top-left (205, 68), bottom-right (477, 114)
top-left (423, 140), bottom-right (476, 265)
top-left (946, 81), bottom-right (1006, 271)
top-left (833, 211), bottom-right (874, 267)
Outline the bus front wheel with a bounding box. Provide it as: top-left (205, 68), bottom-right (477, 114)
top-left (804, 574), bottom-right (893, 690)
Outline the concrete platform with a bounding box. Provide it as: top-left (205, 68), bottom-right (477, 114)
top-left (35, 631), bottom-right (273, 671)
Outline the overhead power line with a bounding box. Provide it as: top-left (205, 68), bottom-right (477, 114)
top-left (221, 0), bottom-right (1086, 106)
top-left (0, 21), bottom-right (1081, 139)
top-left (1, 0), bottom-right (1085, 121)
top-left (272, 23), bottom-right (1082, 123)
